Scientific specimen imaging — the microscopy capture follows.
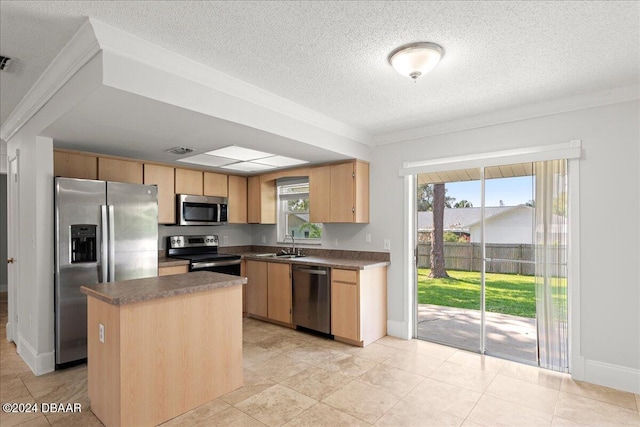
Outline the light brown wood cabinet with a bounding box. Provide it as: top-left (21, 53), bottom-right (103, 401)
top-left (98, 158), bottom-right (143, 184)
top-left (309, 160), bottom-right (369, 223)
top-left (144, 164), bottom-right (175, 224)
top-left (158, 265), bottom-right (188, 276)
top-left (228, 175), bottom-right (248, 224)
top-left (54, 150), bottom-right (98, 179)
top-left (245, 260), bottom-right (292, 325)
top-left (309, 166), bottom-right (331, 223)
top-left (175, 168), bottom-right (203, 195)
top-left (245, 260), bottom-right (268, 318)
top-left (267, 262), bottom-right (292, 324)
top-left (204, 172), bottom-right (228, 197)
top-left (331, 267), bottom-right (387, 346)
top-left (247, 176), bottom-right (276, 224)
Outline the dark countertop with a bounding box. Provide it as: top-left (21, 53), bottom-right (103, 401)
top-left (240, 252), bottom-right (390, 270)
top-left (80, 271), bottom-right (246, 306)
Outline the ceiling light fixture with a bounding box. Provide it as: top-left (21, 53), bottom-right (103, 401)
top-left (388, 42), bottom-right (444, 82)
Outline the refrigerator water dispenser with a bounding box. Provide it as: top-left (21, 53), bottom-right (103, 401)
top-left (70, 224), bottom-right (97, 263)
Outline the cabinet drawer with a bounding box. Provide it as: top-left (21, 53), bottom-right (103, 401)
top-left (332, 269), bottom-right (357, 283)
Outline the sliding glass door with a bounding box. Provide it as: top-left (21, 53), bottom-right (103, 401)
top-left (415, 160), bottom-right (569, 372)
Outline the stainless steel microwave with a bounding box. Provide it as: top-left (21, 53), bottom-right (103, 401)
top-left (177, 194), bottom-right (228, 226)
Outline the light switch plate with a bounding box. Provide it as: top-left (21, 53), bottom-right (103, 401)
top-left (383, 239), bottom-right (391, 250)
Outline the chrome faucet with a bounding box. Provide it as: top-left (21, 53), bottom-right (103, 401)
top-left (283, 234), bottom-right (295, 255)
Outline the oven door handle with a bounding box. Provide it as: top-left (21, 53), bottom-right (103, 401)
top-left (192, 259), bottom-right (242, 269)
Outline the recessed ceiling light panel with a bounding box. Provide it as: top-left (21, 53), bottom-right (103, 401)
top-left (255, 155), bottom-right (309, 167)
top-left (205, 145), bottom-right (272, 161)
top-left (177, 154), bottom-right (236, 167)
top-left (221, 161), bottom-right (276, 172)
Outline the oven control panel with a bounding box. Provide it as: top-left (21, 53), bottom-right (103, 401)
top-left (168, 235), bottom-right (218, 248)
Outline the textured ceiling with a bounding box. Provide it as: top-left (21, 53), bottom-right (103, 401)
top-left (1, 1), bottom-right (639, 137)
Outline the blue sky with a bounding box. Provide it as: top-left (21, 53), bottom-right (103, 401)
top-left (445, 176), bottom-right (534, 207)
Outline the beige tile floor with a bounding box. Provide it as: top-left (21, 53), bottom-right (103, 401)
top-left (1, 293), bottom-right (639, 427)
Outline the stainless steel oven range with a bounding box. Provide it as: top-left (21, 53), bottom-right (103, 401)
top-left (166, 235), bottom-right (241, 275)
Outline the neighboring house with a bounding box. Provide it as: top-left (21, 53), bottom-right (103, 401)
top-left (419, 205), bottom-right (567, 244)
top-left (468, 206), bottom-right (534, 244)
top-left (418, 206), bottom-right (534, 244)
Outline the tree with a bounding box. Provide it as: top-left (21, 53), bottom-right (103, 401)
top-left (429, 183), bottom-right (449, 278)
top-left (417, 183), bottom-right (455, 211)
top-left (454, 200), bottom-right (473, 208)
top-left (553, 191), bottom-right (567, 217)
top-left (298, 222), bottom-right (322, 238)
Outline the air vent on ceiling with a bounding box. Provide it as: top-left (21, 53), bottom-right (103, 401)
top-left (166, 147), bottom-right (194, 155)
top-left (0, 56), bottom-right (14, 71)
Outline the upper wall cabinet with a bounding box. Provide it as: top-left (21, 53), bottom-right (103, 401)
top-left (54, 150), bottom-right (98, 180)
top-left (144, 164), bottom-right (175, 224)
top-left (98, 158), bottom-right (143, 184)
top-left (203, 172), bottom-right (228, 197)
top-left (310, 160), bottom-right (369, 223)
top-left (228, 175), bottom-right (248, 224)
top-left (247, 176), bottom-right (276, 224)
top-left (175, 168), bottom-right (203, 195)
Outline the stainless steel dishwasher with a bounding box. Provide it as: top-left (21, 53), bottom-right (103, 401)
top-left (292, 265), bottom-right (331, 334)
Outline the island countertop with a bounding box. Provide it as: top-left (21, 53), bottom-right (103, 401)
top-left (80, 271), bottom-right (247, 306)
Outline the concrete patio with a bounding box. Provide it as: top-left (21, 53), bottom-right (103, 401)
top-left (417, 304), bottom-right (537, 364)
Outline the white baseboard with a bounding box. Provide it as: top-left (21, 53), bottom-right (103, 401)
top-left (5, 321), bottom-right (14, 342)
top-left (17, 334), bottom-right (55, 376)
top-left (579, 359), bottom-right (640, 394)
top-left (387, 320), bottom-right (411, 340)
top-left (571, 355), bottom-right (585, 380)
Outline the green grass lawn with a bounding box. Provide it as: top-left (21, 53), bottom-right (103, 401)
top-left (418, 269), bottom-right (537, 318)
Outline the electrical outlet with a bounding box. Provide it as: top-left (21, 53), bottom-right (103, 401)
top-left (333, 238), bottom-right (338, 247)
top-left (222, 235), bottom-right (229, 244)
top-left (384, 239), bottom-right (391, 250)
top-left (99, 324), bottom-right (105, 343)
top-left (365, 233), bottom-right (372, 243)
top-left (261, 235), bottom-right (266, 244)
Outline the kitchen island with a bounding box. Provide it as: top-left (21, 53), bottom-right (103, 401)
top-left (80, 271), bottom-right (246, 427)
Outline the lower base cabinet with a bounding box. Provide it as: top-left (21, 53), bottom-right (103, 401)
top-left (331, 267), bottom-right (387, 346)
top-left (158, 265), bottom-right (189, 276)
top-left (245, 260), bottom-right (292, 324)
top-left (245, 260), bottom-right (268, 318)
top-left (267, 262), bottom-right (292, 324)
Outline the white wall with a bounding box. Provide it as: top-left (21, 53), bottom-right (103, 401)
top-left (371, 100), bottom-right (640, 393)
top-left (6, 133), bottom-right (55, 374)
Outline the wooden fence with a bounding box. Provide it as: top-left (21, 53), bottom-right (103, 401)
top-left (417, 243), bottom-right (566, 276)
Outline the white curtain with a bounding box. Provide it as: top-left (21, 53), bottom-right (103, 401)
top-left (534, 159), bottom-right (569, 372)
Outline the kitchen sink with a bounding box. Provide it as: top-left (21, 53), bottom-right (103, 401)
top-left (251, 253), bottom-right (307, 259)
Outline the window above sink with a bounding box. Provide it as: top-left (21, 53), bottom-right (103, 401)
top-left (276, 177), bottom-right (322, 245)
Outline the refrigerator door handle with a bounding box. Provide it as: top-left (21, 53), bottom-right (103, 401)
top-left (108, 205), bottom-right (116, 282)
top-left (100, 205), bottom-right (109, 283)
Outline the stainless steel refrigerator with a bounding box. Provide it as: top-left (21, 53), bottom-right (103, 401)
top-left (54, 177), bottom-right (158, 365)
